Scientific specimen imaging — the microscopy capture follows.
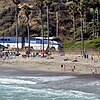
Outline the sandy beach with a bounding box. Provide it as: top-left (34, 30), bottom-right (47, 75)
top-left (0, 52), bottom-right (100, 75)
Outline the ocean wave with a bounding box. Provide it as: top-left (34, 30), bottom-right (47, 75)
top-left (16, 76), bottom-right (77, 82)
top-left (0, 78), bottom-right (37, 85)
top-left (0, 86), bottom-right (99, 100)
top-left (0, 75), bottom-right (76, 84)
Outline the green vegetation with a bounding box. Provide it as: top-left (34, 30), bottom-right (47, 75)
top-left (64, 38), bottom-right (100, 50)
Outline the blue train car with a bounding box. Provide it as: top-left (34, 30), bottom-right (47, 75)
top-left (0, 37), bottom-right (63, 51)
top-left (0, 37), bottom-right (22, 48)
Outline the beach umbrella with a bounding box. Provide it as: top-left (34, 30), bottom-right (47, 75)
top-left (0, 44), bottom-right (8, 49)
top-left (39, 51), bottom-right (47, 57)
top-left (39, 51), bottom-right (46, 54)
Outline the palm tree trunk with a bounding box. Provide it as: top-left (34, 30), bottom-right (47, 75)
top-left (40, 9), bottom-right (44, 54)
top-left (83, 12), bottom-right (86, 34)
top-left (73, 15), bottom-right (76, 41)
top-left (56, 11), bottom-right (59, 37)
top-left (27, 18), bottom-right (30, 48)
top-left (26, 16), bottom-right (30, 57)
top-left (81, 18), bottom-right (85, 58)
top-left (15, 4), bottom-right (19, 55)
top-left (3, 33), bottom-right (4, 51)
top-left (96, 7), bottom-right (99, 38)
top-left (47, 5), bottom-right (50, 51)
top-left (93, 8), bottom-right (96, 37)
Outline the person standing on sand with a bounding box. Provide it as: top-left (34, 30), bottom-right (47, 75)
top-left (71, 66), bottom-right (75, 72)
top-left (61, 64), bottom-right (63, 71)
top-left (61, 64), bottom-right (66, 71)
top-left (64, 64), bottom-right (66, 71)
top-left (91, 56), bottom-right (93, 60)
top-left (91, 68), bottom-right (97, 74)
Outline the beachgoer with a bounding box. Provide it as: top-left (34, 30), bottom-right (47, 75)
top-left (61, 64), bottom-right (65, 71)
top-left (26, 49), bottom-right (30, 57)
top-left (61, 64), bottom-right (66, 71)
top-left (91, 68), bottom-right (97, 74)
top-left (72, 58), bottom-right (77, 62)
top-left (71, 66), bottom-right (75, 72)
top-left (94, 59), bottom-right (98, 63)
top-left (91, 56), bottom-right (93, 60)
top-left (64, 64), bottom-right (66, 71)
top-left (61, 64), bottom-right (63, 70)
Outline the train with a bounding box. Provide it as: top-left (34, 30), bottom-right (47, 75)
top-left (0, 37), bottom-right (63, 51)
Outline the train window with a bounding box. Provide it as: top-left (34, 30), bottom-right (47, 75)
top-left (5, 39), bottom-right (7, 41)
top-left (8, 39), bottom-right (10, 41)
top-left (1, 39), bottom-right (3, 41)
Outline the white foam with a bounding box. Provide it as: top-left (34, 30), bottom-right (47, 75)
top-left (15, 76), bottom-right (76, 83)
top-left (0, 75), bottom-right (76, 86)
top-left (0, 78), bottom-right (37, 85)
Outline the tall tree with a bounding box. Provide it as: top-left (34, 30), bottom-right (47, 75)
top-left (67, 1), bottom-right (78, 41)
top-left (12, 0), bottom-right (20, 55)
top-left (43, 0), bottom-right (52, 52)
top-left (90, 2), bottom-right (96, 38)
top-left (90, 0), bottom-right (100, 38)
top-left (78, 0), bottom-right (89, 57)
top-left (55, 3), bottom-right (61, 37)
top-left (22, 5), bottom-right (31, 52)
top-left (35, 0), bottom-right (45, 54)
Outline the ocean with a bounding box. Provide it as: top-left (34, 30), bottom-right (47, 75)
top-left (0, 67), bottom-right (100, 100)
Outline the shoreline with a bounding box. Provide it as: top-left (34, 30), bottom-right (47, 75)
top-left (1, 64), bottom-right (100, 80)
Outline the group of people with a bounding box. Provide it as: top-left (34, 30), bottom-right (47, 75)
top-left (91, 68), bottom-right (97, 74)
top-left (61, 64), bottom-right (76, 72)
top-left (0, 51), bottom-right (16, 59)
top-left (60, 64), bottom-right (97, 74)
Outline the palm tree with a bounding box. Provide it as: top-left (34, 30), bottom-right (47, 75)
top-left (78, 0), bottom-right (89, 57)
top-left (22, 5), bottom-right (31, 50)
top-left (43, 0), bottom-right (52, 52)
top-left (67, 1), bottom-right (77, 41)
top-left (35, 0), bottom-right (45, 55)
top-left (93, 0), bottom-right (100, 38)
top-left (56, 11), bottom-right (59, 37)
top-left (12, 0), bottom-right (20, 55)
top-left (90, 0), bottom-right (100, 38)
top-left (55, 3), bottom-right (61, 38)
top-left (90, 2), bottom-right (96, 38)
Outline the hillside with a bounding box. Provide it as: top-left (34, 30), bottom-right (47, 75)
top-left (0, 0), bottom-right (39, 37)
top-left (0, 0), bottom-right (14, 36)
top-left (0, 0), bottom-right (100, 44)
